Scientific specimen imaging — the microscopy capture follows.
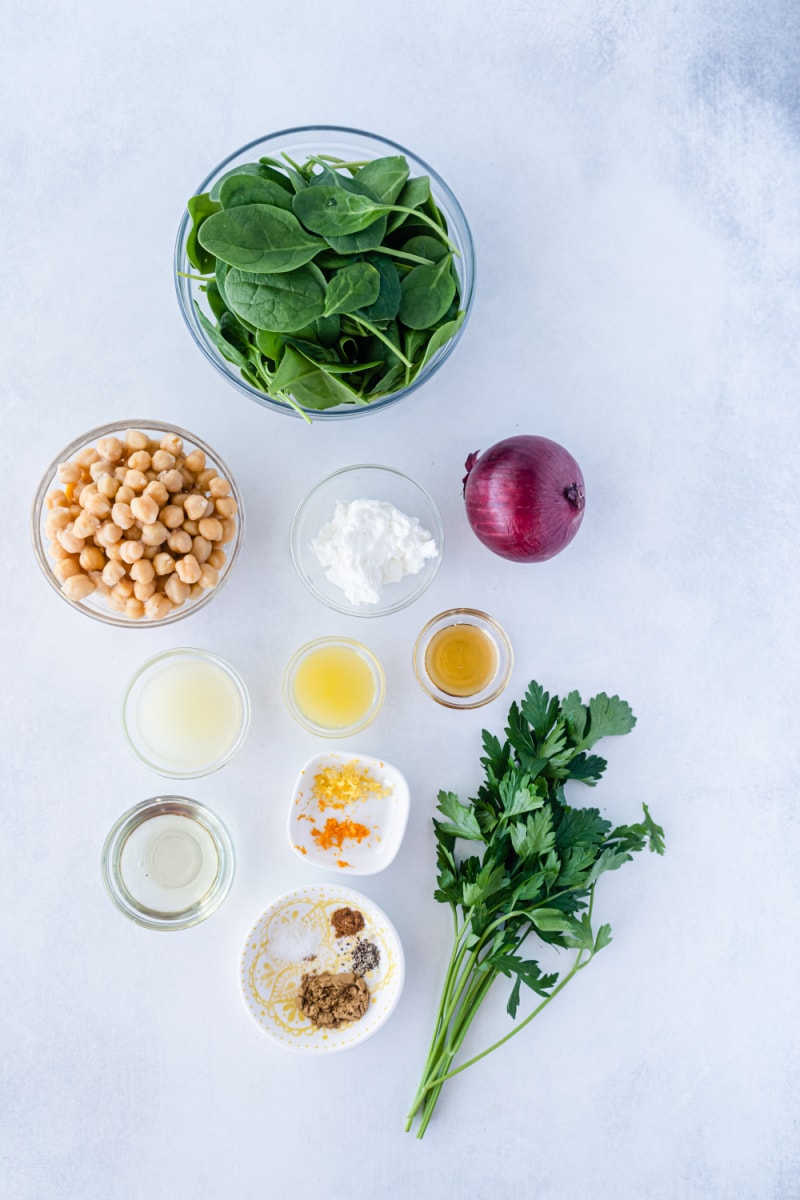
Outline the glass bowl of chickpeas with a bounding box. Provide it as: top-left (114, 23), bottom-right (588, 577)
top-left (30, 420), bottom-right (244, 626)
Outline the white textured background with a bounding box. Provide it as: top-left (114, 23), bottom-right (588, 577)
top-left (2, 2), bottom-right (799, 1197)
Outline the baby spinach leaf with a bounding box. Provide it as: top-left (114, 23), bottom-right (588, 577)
top-left (354, 155), bottom-right (409, 204)
top-left (310, 313), bottom-right (341, 346)
top-left (224, 265), bottom-right (325, 332)
top-left (209, 163), bottom-right (263, 202)
top-left (402, 234), bottom-right (449, 263)
top-left (271, 347), bottom-right (362, 408)
top-left (399, 254), bottom-right (456, 329)
top-left (198, 204), bottom-right (324, 274)
top-left (359, 255), bottom-right (401, 321)
top-left (255, 328), bottom-right (285, 362)
top-left (323, 262), bottom-right (381, 317)
top-left (323, 216), bottom-right (389, 255)
top-left (292, 187), bottom-right (392, 236)
top-left (204, 280), bottom-right (227, 321)
top-left (186, 192), bottom-right (221, 273)
top-left (417, 311), bottom-right (465, 371)
top-left (193, 302), bottom-right (250, 369)
top-left (387, 175), bottom-right (431, 232)
top-left (219, 174), bottom-right (293, 211)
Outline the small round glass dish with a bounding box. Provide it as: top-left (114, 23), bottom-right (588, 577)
top-left (239, 883), bottom-right (404, 1052)
top-left (121, 647), bottom-right (251, 777)
top-left (283, 636), bottom-right (385, 737)
top-left (290, 464), bottom-right (443, 616)
top-left (101, 796), bottom-right (235, 931)
top-left (413, 608), bottom-right (514, 709)
top-left (31, 419), bottom-right (244, 627)
top-left (174, 125), bottom-right (476, 422)
top-left (287, 751), bottom-right (410, 875)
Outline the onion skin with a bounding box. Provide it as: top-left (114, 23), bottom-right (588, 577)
top-left (463, 436), bottom-right (586, 563)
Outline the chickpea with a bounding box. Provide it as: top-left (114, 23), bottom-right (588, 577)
top-left (198, 516), bottom-right (223, 542)
top-left (184, 449), bottom-right (205, 473)
top-left (198, 563), bottom-right (219, 589)
top-left (182, 494), bottom-right (207, 522)
top-left (160, 433), bottom-right (183, 457)
top-left (195, 467), bottom-right (217, 488)
top-left (49, 541), bottom-right (73, 561)
top-left (175, 554), bottom-right (201, 585)
top-left (179, 467), bottom-right (196, 487)
top-left (54, 557), bottom-right (82, 582)
top-left (96, 521), bottom-right (123, 547)
top-left (142, 544), bottom-right (158, 560)
top-left (106, 591), bottom-right (127, 613)
top-left (158, 468), bottom-right (184, 493)
top-left (119, 539), bottom-right (144, 564)
top-left (208, 548), bottom-right (226, 570)
top-left (113, 578), bottom-right (134, 599)
top-left (114, 465), bottom-right (128, 482)
top-left (144, 592), bottom-right (173, 620)
top-left (102, 560), bottom-right (126, 587)
top-left (141, 521), bottom-right (168, 547)
top-left (124, 468), bottom-right (148, 492)
top-left (130, 559), bottom-right (155, 584)
top-left (153, 552), bottom-right (175, 576)
top-left (105, 541), bottom-right (124, 562)
top-left (133, 580), bottom-right (156, 602)
top-left (182, 519), bottom-right (199, 536)
top-left (57, 461), bottom-right (82, 484)
top-left (79, 546), bottom-right (105, 572)
top-left (89, 459), bottom-right (116, 483)
top-left (125, 598), bottom-right (146, 620)
top-left (219, 518), bottom-right (236, 544)
top-left (45, 507), bottom-right (72, 537)
top-left (167, 529), bottom-right (192, 555)
top-left (62, 573), bottom-right (96, 601)
top-left (160, 504), bottom-right (184, 530)
top-left (215, 496), bottom-right (238, 519)
top-left (82, 492), bottom-right (110, 520)
top-left (144, 480), bottom-right (169, 507)
top-left (191, 535), bottom-right (212, 564)
top-left (151, 450), bottom-right (175, 472)
top-left (71, 510), bottom-right (98, 539)
top-left (97, 435), bottom-right (124, 462)
top-left (209, 476), bottom-right (231, 499)
top-left (58, 526), bottom-right (84, 554)
top-left (165, 574), bottom-right (189, 605)
top-left (98, 473), bottom-right (119, 499)
top-left (111, 501), bottom-right (135, 530)
top-left (127, 449), bottom-right (152, 472)
top-left (116, 484), bottom-right (135, 504)
top-left (45, 489), bottom-right (69, 509)
top-left (125, 429), bottom-right (149, 451)
top-left (130, 494), bottom-right (159, 526)
top-left (74, 446), bottom-right (100, 469)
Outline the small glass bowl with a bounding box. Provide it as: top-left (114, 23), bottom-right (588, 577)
top-left (174, 125), bottom-right (476, 421)
top-left (121, 647), bottom-right (251, 777)
top-left (290, 464), bottom-right (443, 616)
top-left (31, 419), bottom-right (244, 627)
top-left (101, 796), bottom-right (235, 931)
top-left (413, 609), bottom-right (514, 709)
top-left (283, 636), bottom-right (385, 737)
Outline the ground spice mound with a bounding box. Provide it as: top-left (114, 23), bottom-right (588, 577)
top-left (351, 939), bottom-right (380, 975)
top-left (297, 971), bottom-right (369, 1028)
top-left (331, 906), bottom-right (365, 938)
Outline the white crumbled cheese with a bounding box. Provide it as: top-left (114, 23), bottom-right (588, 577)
top-left (311, 497), bottom-right (438, 605)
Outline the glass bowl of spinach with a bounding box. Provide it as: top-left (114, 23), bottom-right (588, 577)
top-left (174, 126), bottom-right (475, 422)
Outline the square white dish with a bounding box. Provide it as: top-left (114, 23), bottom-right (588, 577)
top-left (287, 751), bottom-right (410, 875)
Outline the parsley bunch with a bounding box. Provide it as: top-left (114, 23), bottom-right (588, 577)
top-left (405, 680), bottom-right (664, 1138)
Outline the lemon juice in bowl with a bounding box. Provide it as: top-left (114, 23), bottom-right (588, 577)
top-left (284, 637), bottom-right (385, 736)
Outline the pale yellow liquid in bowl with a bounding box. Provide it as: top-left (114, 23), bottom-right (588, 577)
top-left (292, 644), bottom-right (377, 730)
top-left (135, 658), bottom-right (244, 772)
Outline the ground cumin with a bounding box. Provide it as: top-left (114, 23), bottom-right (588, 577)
top-left (297, 971), bottom-right (369, 1028)
top-left (331, 906), bottom-right (365, 937)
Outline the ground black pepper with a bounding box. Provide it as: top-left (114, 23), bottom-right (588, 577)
top-left (351, 939), bottom-right (380, 975)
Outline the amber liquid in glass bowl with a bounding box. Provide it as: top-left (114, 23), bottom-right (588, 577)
top-left (424, 622), bottom-right (499, 698)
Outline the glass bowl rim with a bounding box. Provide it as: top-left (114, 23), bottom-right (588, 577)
top-left (101, 794), bottom-right (235, 931)
top-left (120, 646), bottom-right (252, 777)
top-left (174, 124), bottom-right (476, 422)
top-left (413, 607), bottom-right (514, 709)
top-left (282, 635), bottom-right (386, 737)
top-left (289, 462), bottom-right (444, 617)
top-left (30, 418), bottom-right (245, 629)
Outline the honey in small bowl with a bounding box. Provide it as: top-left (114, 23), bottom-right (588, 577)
top-left (414, 609), bottom-right (513, 709)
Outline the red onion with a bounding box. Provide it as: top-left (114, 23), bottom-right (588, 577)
top-left (462, 435), bottom-right (585, 562)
